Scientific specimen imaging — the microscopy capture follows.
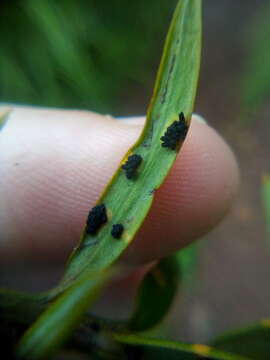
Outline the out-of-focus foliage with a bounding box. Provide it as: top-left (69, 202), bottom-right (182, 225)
top-left (262, 175), bottom-right (270, 242)
top-left (212, 320), bottom-right (270, 360)
top-left (178, 243), bottom-right (198, 285)
top-left (17, 268), bottom-right (107, 360)
top-left (114, 334), bottom-right (248, 360)
top-left (0, 0), bottom-right (176, 113)
top-left (241, 2), bottom-right (270, 114)
top-left (128, 256), bottom-right (181, 332)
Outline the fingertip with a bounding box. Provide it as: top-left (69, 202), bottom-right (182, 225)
top-left (192, 113), bottom-right (208, 125)
top-left (117, 116), bottom-right (146, 126)
top-left (0, 107), bottom-right (144, 259)
top-left (122, 117), bottom-right (240, 264)
top-left (0, 108), bottom-right (239, 266)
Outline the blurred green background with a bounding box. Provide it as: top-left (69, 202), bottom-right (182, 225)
top-left (0, 0), bottom-right (178, 113)
top-left (1, 0), bottom-right (270, 345)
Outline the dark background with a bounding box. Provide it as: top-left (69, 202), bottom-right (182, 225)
top-left (1, 0), bottom-right (270, 344)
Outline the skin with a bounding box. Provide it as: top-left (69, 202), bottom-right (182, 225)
top-left (0, 106), bottom-right (239, 267)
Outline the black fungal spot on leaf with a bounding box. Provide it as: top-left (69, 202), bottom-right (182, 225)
top-left (111, 224), bottom-right (124, 239)
top-left (122, 154), bottom-right (142, 179)
top-left (86, 204), bottom-right (107, 235)
top-left (160, 112), bottom-right (188, 150)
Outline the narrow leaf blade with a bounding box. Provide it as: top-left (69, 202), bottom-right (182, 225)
top-left (17, 270), bottom-right (107, 359)
top-left (212, 319), bottom-right (270, 360)
top-left (62, 0), bottom-right (202, 290)
top-left (114, 334), bottom-right (249, 360)
top-left (128, 255), bottom-right (181, 332)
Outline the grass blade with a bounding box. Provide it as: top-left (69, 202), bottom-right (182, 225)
top-left (128, 255), bottom-right (181, 332)
top-left (212, 319), bottom-right (270, 360)
top-left (114, 334), bottom-right (249, 360)
top-left (17, 269), bottom-right (107, 359)
top-left (62, 0), bottom-right (202, 286)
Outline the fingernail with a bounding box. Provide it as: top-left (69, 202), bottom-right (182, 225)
top-left (118, 116), bottom-right (146, 125)
top-left (193, 113), bottom-right (207, 125)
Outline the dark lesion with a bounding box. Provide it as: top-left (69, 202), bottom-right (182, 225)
top-left (111, 224), bottom-right (124, 239)
top-left (86, 204), bottom-right (108, 235)
top-left (122, 154), bottom-right (143, 179)
top-left (160, 112), bottom-right (188, 150)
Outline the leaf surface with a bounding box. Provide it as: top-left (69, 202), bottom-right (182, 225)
top-left (128, 255), bottom-right (180, 332)
top-left (17, 269), bottom-right (107, 359)
top-left (62, 0), bottom-right (202, 288)
top-left (114, 334), bottom-right (249, 360)
top-left (212, 320), bottom-right (270, 360)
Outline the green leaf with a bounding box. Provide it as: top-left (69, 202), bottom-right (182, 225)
top-left (17, 269), bottom-right (107, 360)
top-left (240, 2), bottom-right (270, 114)
top-left (61, 0), bottom-right (202, 288)
top-left (114, 334), bottom-right (249, 360)
top-left (128, 255), bottom-right (180, 332)
top-left (262, 175), bottom-right (270, 242)
top-left (177, 242), bottom-right (198, 285)
top-left (212, 319), bottom-right (270, 360)
top-left (18, 1), bottom-right (201, 357)
top-left (0, 289), bottom-right (46, 326)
